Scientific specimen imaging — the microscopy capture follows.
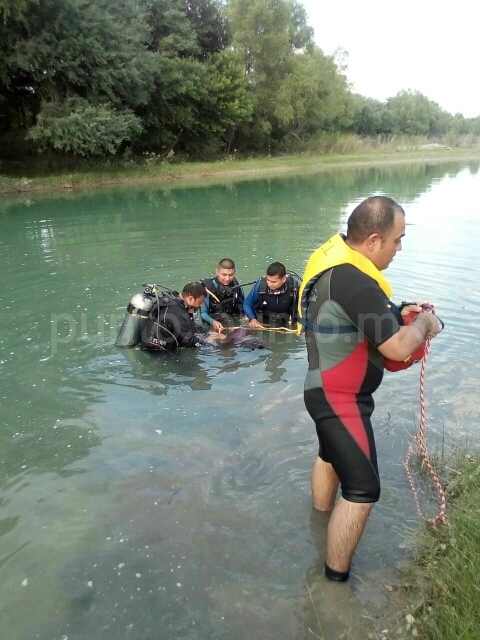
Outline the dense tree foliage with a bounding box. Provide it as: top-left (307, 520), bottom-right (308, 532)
top-left (0, 0), bottom-right (154, 155)
top-left (0, 0), bottom-right (37, 22)
top-left (229, 0), bottom-right (320, 149)
top-left (0, 0), bottom-right (478, 160)
top-left (135, 0), bottom-right (251, 155)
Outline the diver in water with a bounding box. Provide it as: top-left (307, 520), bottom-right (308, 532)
top-left (243, 262), bottom-right (300, 328)
top-left (200, 258), bottom-right (245, 333)
top-left (141, 281), bottom-right (207, 351)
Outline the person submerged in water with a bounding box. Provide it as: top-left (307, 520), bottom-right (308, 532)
top-left (141, 281), bottom-right (207, 351)
top-left (219, 327), bottom-right (265, 351)
top-left (200, 258), bottom-right (245, 333)
top-left (243, 262), bottom-right (300, 328)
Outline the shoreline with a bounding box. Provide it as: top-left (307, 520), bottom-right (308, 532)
top-left (378, 451), bottom-right (480, 639)
top-left (1, 148), bottom-right (480, 197)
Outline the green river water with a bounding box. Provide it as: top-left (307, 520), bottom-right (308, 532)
top-left (1, 160), bottom-right (479, 639)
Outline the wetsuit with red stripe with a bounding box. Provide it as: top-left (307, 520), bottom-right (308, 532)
top-left (304, 264), bottom-right (400, 503)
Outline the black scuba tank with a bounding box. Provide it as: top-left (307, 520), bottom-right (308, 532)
top-left (115, 284), bottom-right (156, 348)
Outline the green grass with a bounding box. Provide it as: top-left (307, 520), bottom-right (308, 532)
top-left (1, 142), bottom-right (480, 196)
top-left (402, 454), bottom-right (480, 639)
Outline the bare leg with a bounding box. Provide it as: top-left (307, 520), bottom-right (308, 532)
top-left (311, 457), bottom-right (340, 511)
top-left (326, 498), bottom-right (374, 573)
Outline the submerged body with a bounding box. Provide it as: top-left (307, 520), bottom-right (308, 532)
top-left (220, 327), bottom-right (265, 351)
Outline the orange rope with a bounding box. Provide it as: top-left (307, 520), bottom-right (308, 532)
top-left (404, 308), bottom-right (448, 527)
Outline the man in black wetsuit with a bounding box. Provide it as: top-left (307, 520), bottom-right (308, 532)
top-left (141, 281), bottom-right (207, 351)
top-left (300, 196), bottom-right (443, 582)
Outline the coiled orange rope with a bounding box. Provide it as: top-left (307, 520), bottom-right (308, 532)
top-left (404, 320), bottom-right (448, 527)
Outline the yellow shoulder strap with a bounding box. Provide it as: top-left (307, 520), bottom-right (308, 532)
top-left (297, 234), bottom-right (393, 332)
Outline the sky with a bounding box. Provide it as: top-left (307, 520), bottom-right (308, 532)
top-left (300, 0), bottom-right (480, 118)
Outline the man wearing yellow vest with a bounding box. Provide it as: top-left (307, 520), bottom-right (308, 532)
top-left (298, 196), bottom-right (443, 582)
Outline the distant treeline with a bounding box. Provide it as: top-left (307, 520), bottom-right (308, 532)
top-left (1, 0), bottom-right (479, 161)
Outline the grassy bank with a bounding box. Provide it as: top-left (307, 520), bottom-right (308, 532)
top-left (1, 145), bottom-right (480, 196)
top-left (388, 453), bottom-right (480, 639)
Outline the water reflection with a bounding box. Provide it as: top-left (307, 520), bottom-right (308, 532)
top-left (120, 339), bottom-right (271, 393)
top-left (258, 332), bottom-right (301, 384)
top-left (0, 420), bottom-right (102, 489)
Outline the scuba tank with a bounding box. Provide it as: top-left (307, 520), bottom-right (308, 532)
top-left (115, 284), bottom-right (157, 348)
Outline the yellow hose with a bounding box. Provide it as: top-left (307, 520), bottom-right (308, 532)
top-left (205, 287), bottom-right (221, 303)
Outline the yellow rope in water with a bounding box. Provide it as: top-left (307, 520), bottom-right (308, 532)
top-left (225, 324), bottom-right (298, 334)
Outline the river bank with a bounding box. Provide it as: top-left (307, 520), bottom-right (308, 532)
top-left (380, 452), bottom-right (480, 640)
top-left (1, 147), bottom-right (480, 196)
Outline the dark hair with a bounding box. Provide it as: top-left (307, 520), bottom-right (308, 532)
top-left (266, 262), bottom-right (286, 277)
top-left (346, 196), bottom-right (405, 244)
top-left (218, 258), bottom-right (235, 270)
top-left (182, 281), bottom-right (207, 299)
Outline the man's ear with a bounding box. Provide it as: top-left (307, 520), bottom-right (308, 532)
top-left (366, 233), bottom-right (381, 251)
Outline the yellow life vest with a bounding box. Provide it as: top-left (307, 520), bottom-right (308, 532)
top-left (297, 233), bottom-right (393, 333)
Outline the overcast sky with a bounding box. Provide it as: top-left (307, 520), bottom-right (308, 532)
top-left (301, 0), bottom-right (480, 118)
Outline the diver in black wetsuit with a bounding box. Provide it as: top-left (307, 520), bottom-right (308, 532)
top-left (141, 281), bottom-right (207, 351)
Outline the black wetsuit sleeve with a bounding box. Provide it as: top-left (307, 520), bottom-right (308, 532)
top-left (167, 307), bottom-right (203, 348)
top-left (330, 265), bottom-right (400, 347)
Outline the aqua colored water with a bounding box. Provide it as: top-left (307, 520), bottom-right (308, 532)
top-left (1, 161), bottom-right (479, 639)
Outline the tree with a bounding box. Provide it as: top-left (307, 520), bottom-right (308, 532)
top-left (275, 47), bottom-right (350, 139)
top-left (26, 99), bottom-right (143, 155)
top-left (141, 0), bottom-right (199, 57)
top-left (0, 0), bottom-right (37, 22)
top-left (229, 0), bottom-right (314, 145)
top-left (347, 95), bottom-right (391, 136)
top-left (0, 0), bottom-right (155, 154)
top-left (387, 90), bottom-right (446, 136)
top-left (466, 117), bottom-right (480, 136)
top-left (185, 0), bottom-right (230, 58)
top-left (136, 0), bottom-right (250, 156)
top-left (138, 49), bottom-right (252, 156)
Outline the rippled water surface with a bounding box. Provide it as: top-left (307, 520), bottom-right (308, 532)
top-left (1, 161), bottom-right (480, 640)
